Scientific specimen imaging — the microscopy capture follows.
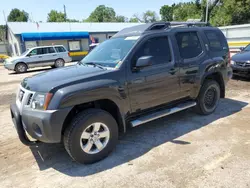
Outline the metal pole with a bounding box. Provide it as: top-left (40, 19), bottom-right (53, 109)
top-left (205, 0), bottom-right (209, 23)
top-left (64, 5), bottom-right (67, 21)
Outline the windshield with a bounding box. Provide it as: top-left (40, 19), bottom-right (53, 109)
top-left (243, 44), bottom-right (250, 51)
top-left (81, 36), bottom-right (139, 68)
top-left (21, 49), bottom-right (30, 56)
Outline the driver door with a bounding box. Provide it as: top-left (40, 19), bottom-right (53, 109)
top-left (127, 34), bottom-right (181, 113)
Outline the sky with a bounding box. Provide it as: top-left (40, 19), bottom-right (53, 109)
top-left (0, 0), bottom-right (188, 24)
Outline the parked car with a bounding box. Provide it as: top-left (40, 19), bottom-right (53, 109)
top-left (0, 54), bottom-right (10, 63)
top-left (10, 22), bottom-right (232, 164)
top-left (4, 45), bottom-right (72, 73)
top-left (231, 44), bottom-right (250, 77)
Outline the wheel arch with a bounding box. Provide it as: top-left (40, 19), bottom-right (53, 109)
top-left (201, 72), bottom-right (225, 98)
top-left (61, 99), bottom-right (126, 136)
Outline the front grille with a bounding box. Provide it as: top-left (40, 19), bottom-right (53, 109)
top-left (27, 94), bottom-right (33, 105)
top-left (236, 61), bottom-right (250, 67)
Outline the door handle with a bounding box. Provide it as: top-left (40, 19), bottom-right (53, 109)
top-left (169, 68), bottom-right (177, 75)
top-left (53, 54), bottom-right (57, 56)
top-left (38, 56), bottom-right (42, 58)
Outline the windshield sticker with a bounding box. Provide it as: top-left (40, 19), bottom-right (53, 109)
top-left (125, 36), bottom-right (140, 40)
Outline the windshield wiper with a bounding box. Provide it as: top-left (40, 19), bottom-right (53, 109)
top-left (82, 62), bottom-right (106, 70)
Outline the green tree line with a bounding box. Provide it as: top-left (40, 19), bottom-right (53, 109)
top-left (5, 1), bottom-right (250, 26)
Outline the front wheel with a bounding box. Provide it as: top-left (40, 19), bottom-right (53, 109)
top-left (195, 80), bottom-right (220, 115)
top-left (15, 63), bottom-right (27, 73)
top-left (63, 109), bottom-right (118, 164)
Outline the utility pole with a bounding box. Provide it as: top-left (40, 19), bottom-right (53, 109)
top-left (64, 5), bottom-right (67, 21)
top-left (205, 0), bottom-right (209, 23)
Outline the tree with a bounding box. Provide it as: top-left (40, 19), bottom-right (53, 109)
top-left (129, 17), bottom-right (140, 23)
top-left (173, 2), bottom-right (201, 21)
top-left (133, 11), bottom-right (158, 23)
top-left (0, 25), bottom-right (6, 42)
top-left (7, 8), bottom-right (29, 22)
top-left (66, 19), bottom-right (80, 22)
top-left (160, 5), bottom-right (174, 21)
top-left (200, 0), bottom-right (220, 22)
top-left (142, 10), bottom-right (158, 23)
top-left (86, 5), bottom-right (116, 22)
top-left (116, 15), bottom-right (127, 22)
top-left (47, 10), bottom-right (66, 22)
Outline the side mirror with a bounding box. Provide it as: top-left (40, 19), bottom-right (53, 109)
top-left (240, 47), bottom-right (244, 51)
top-left (26, 53), bottom-right (31, 57)
top-left (135, 56), bottom-right (153, 70)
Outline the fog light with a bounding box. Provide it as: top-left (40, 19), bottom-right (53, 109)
top-left (32, 123), bottom-right (42, 137)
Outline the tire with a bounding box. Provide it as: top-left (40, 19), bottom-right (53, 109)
top-left (54, 59), bottom-right (65, 68)
top-left (195, 80), bottom-right (220, 115)
top-left (63, 108), bottom-right (118, 164)
top-left (15, 63), bottom-right (28, 73)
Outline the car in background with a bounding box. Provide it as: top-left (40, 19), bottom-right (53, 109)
top-left (231, 44), bottom-right (250, 78)
top-left (0, 54), bottom-right (10, 63)
top-left (4, 45), bottom-right (72, 73)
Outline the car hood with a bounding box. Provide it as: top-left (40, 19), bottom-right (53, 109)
top-left (21, 64), bottom-right (110, 92)
top-left (5, 56), bottom-right (23, 62)
top-left (232, 51), bottom-right (250, 62)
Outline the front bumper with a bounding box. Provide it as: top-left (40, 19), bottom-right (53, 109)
top-left (4, 63), bottom-right (15, 70)
top-left (10, 103), bottom-right (71, 146)
top-left (231, 65), bottom-right (250, 77)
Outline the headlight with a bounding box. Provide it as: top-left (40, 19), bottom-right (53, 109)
top-left (31, 93), bottom-right (53, 110)
top-left (231, 60), bottom-right (235, 65)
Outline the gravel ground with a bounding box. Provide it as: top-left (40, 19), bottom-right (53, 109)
top-left (0, 65), bottom-right (250, 188)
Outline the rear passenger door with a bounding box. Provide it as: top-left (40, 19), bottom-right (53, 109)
top-left (41, 47), bottom-right (57, 66)
top-left (174, 31), bottom-right (206, 97)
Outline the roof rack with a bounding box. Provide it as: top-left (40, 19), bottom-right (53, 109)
top-left (146, 21), bottom-right (210, 31)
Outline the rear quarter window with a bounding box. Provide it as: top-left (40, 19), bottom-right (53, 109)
top-left (204, 30), bottom-right (227, 52)
top-left (55, 46), bottom-right (66, 53)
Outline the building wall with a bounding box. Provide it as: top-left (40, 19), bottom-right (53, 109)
top-left (7, 30), bottom-right (22, 56)
top-left (0, 42), bottom-right (8, 54)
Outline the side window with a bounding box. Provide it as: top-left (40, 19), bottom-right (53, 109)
top-left (42, 48), bottom-right (49, 54)
top-left (55, 46), bottom-right (66, 52)
top-left (133, 36), bottom-right (172, 66)
top-left (29, 48), bottom-right (43, 56)
top-left (176, 32), bottom-right (203, 59)
top-left (48, 47), bottom-right (56, 53)
top-left (29, 49), bottom-right (38, 56)
top-left (204, 30), bottom-right (226, 52)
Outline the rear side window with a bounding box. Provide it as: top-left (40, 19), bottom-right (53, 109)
top-left (204, 30), bottom-right (227, 52)
top-left (42, 47), bottom-right (55, 54)
top-left (176, 32), bottom-right (203, 59)
top-left (133, 36), bottom-right (172, 66)
top-left (55, 46), bottom-right (66, 53)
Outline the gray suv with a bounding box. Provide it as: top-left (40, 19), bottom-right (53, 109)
top-left (4, 45), bottom-right (72, 73)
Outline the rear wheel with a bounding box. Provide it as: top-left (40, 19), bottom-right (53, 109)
top-left (15, 63), bottom-right (27, 73)
top-left (54, 59), bottom-right (65, 68)
top-left (63, 109), bottom-right (118, 164)
top-left (195, 80), bottom-right (220, 115)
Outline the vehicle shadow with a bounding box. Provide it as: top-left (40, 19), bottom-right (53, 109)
top-left (8, 68), bottom-right (52, 75)
top-left (30, 98), bottom-right (248, 177)
top-left (232, 75), bottom-right (250, 82)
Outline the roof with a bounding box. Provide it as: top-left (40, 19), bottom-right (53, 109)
top-left (7, 22), bottom-right (143, 34)
top-left (113, 22), bottom-right (210, 38)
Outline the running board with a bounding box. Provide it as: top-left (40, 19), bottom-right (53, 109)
top-left (130, 101), bottom-right (196, 127)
